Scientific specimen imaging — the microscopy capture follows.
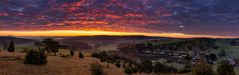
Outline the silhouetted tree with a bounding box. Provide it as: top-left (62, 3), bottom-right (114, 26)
top-left (153, 62), bottom-right (165, 73)
top-left (90, 63), bottom-right (107, 75)
top-left (140, 59), bottom-right (153, 73)
top-left (179, 65), bottom-right (192, 73)
top-left (217, 60), bottom-right (236, 75)
top-left (115, 62), bottom-right (121, 68)
top-left (70, 50), bottom-right (74, 56)
top-left (24, 50), bottom-right (47, 65)
top-left (124, 66), bottom-right (134, 75)
top-left (91, 53), bottom-right (99, 58)
top-left (7, 41), bottom-right (15, 52)
top-left (123, 63), bottom-right (126, 68)
top-left (42, 38), bottom-right (60, 56)
top-left (193, 61), bottom-right (215, 75)
top-left (79, 52), bottom-right (84, 58)
top-left (208, 53), bottom-right (217, 61)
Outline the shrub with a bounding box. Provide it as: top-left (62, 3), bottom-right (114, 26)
top-left (208, 53), bottom-right (217, 61)
top-left (140, 59), bottom-right (153, 73)
top-left (193, 62), bottom-right (215, 75)
top-left (70, 50), bottom-right (74, 56)
top-left (22, 47), bottom-right (29, 52)
top-left (217, 60), bottom-right (236, 75)
top-left (7, 41), bottom-right (15, 52)
top-left (165, 66), bottom-right (178, 73)
top-left (24, 50), bottom-right (47, 65)
top-left (91, 52), bottom-right (108, 62)
top-left (132, 65), bottom-right (140, 73)
top-left (178, 65), bottom-right (192, 73)
top-left (90, 63), bottom-right (107, 75)
top-left (124, 66), bottom-right (134, 75)
top-left (42, 38), bottom-right (60, 56)
top-left (79, 52), bottom-right (84, 58)
top-left (115, 62), bottom-right (121, 68)
top-left (91, 53), bottom-right (100, 58)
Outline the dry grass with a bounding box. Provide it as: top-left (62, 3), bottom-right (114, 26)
top-left (0, 51), bottom-right (187, 75)
top-left (0, 51), bottom-right (124, 75)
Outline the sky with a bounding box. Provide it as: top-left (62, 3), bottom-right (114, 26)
top-left (0, 0), bottom-right (238, 38)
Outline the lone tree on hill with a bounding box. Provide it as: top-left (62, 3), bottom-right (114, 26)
top-left (42, 38), bottom-right (60, 56)
top-left (70, 50), bottom-right (74, 56)
top-left (217, 60), bottom-right (236, 75)
top-left (7, 41), bottom-right (15, 52)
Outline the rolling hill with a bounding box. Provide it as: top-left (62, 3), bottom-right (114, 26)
top-left (0, 36), bottom-right (36, 47)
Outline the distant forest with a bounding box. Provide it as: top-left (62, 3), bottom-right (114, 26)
top-left (119, 38), bottom-right (216, 52)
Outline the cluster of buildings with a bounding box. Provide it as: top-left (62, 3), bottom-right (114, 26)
top-left (138, 48), bottom-right (219, 65)
top-left (138, 49), bottom-right (189, 64)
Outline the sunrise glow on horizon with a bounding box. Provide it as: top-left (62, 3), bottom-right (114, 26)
top-left (0, 30), bottom-right (237, 38)
top-left (0, 0), bottom-right (238, 38)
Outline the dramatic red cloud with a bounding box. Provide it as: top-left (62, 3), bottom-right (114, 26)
top-left (0, 0), bottom-right (238, 38)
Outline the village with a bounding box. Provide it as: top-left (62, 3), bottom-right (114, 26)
top-left (117, 39), bottom-right (239, 69)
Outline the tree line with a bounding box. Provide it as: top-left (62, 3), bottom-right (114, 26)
top-left (91, 51), bottom-right (179, 74)
top-left (91, 51), bottom-right (236, 75)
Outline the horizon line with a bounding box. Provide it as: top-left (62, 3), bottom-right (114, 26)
top-left (0, 30), bottom-right (238, 39)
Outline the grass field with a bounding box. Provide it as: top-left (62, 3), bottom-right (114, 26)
top-left (1, 39), bottom-right (238, 75)
top-left (0, 51), bottom-right (125, 75)
top-left (0, 50), bottom-right (189, 75)
top-left (211, 40), bottom-right (239, 58)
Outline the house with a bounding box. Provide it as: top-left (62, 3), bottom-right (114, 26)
top-left (139, 49), bottom-right (188, 63)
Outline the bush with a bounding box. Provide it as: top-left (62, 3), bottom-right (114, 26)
top-left (217, 60), bottom-right (236, 75)
top-left (153, 62), bottom-right (178, 74)
top-left (178, 65), bottom-right (192, 73)
top-left (90, 63), bottom-right (107, 75)
top-left (140, 59), bottom-right (153, 73)
top-left (193, 62), bottom-right (215, 75)
top-left (8, 41), bottom-right (15, 52)
top-left (115, 62), bottom-right (121, 68)
top-left (24, 50), bottom-right (47, 65)
top-left (91, 52), bottom-right (108, 62)
top-left (124, 66), bottom-right (134, 75)
top-left (22, 48), bottom-right (29, 52)
top-left (79, 52), bottom-right (84, 58)
top-left (165, 66), bottom-right (178, 73)
top-left (132, 65), bottom-right (140, 73)
top-left (70, 50), bottom-right (74, 56)
top-left (208, 53), bottom-right (217, 61)
top-left (91, 53), bottom-right (99, 57)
